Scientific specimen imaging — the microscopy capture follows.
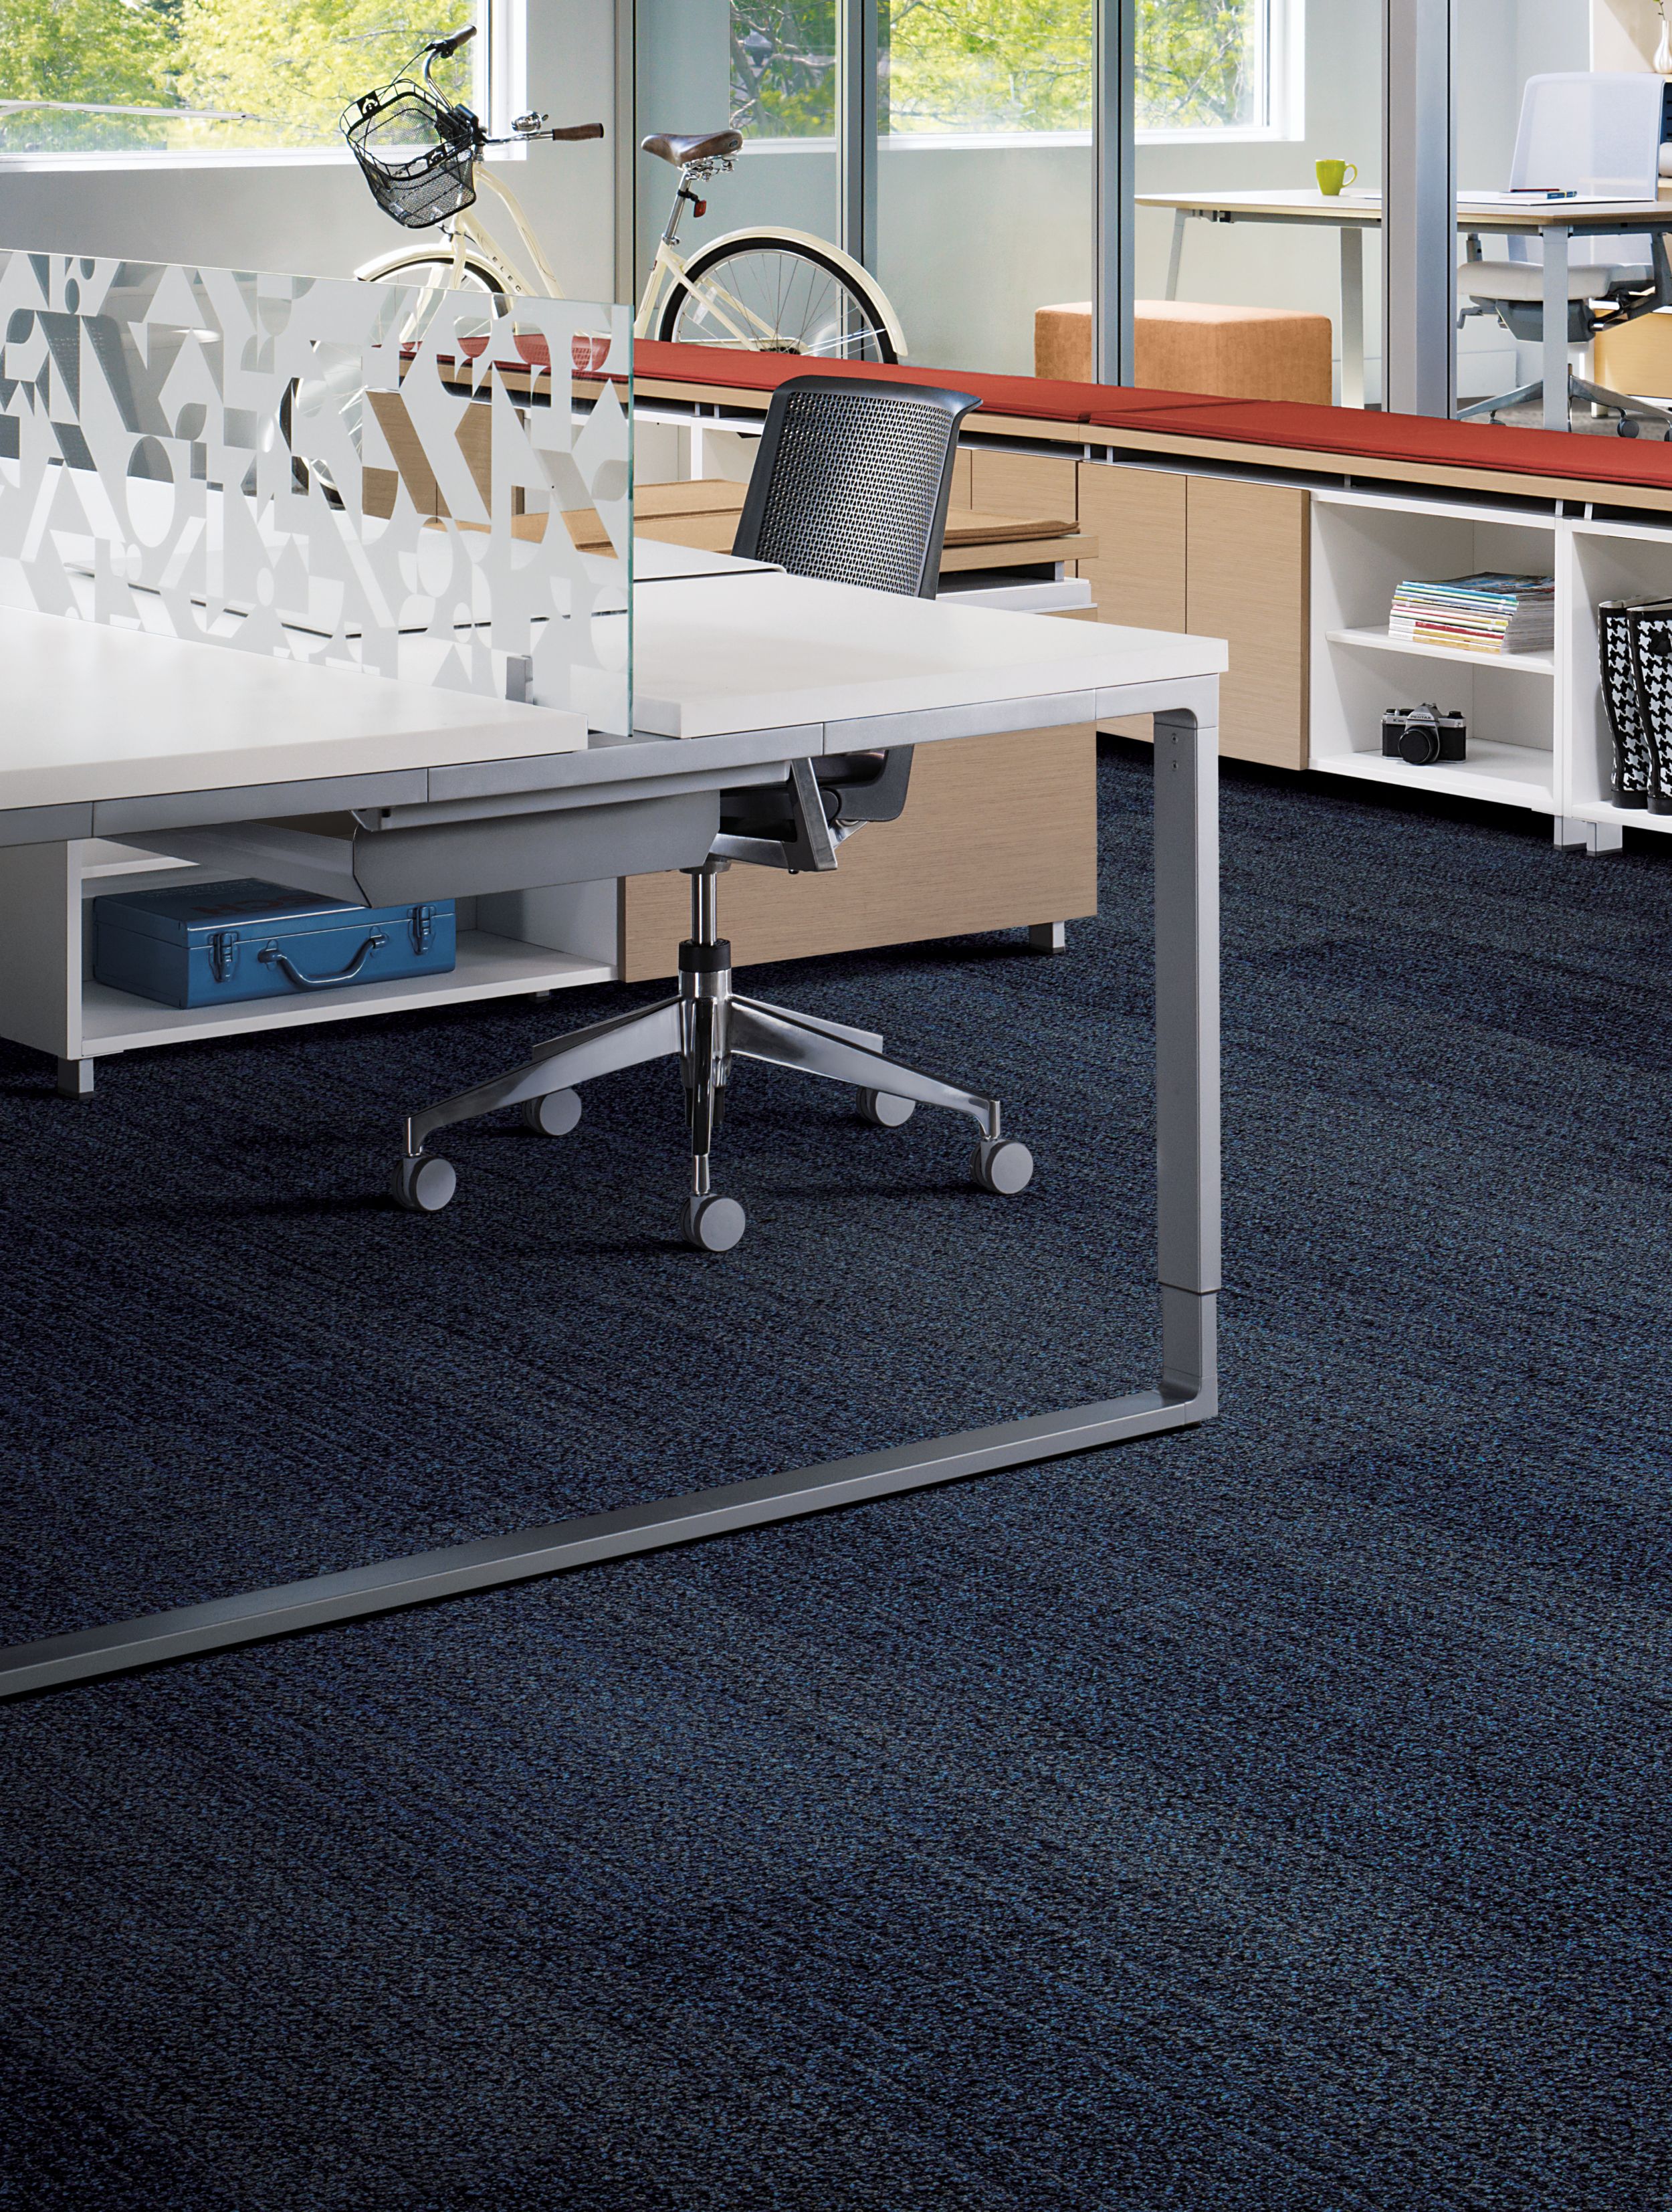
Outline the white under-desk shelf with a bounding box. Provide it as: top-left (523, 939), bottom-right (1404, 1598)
top-left (79, 931), bottom-right (612, 1056)
top-left (1325, 626), bottom-right (1555, 677)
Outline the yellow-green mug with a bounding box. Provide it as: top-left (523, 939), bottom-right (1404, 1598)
top-left (1316, 159), bottom-right (1358, 196)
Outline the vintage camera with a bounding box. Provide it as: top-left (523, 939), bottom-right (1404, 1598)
top-left (1382, 702), bottom-right (1467, 766)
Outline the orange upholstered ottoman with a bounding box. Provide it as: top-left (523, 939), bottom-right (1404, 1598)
top-left (1035, 300), bottom-right (1333, 405)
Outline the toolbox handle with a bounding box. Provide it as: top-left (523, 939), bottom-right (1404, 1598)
top-left (258, 930), bottom-right (387, 991)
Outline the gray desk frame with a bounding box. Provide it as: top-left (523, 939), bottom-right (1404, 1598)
top-left (0, 677), bottom-right (1219, 1700)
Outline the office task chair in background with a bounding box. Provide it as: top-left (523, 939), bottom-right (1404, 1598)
top-left (1458, 72), bottom-right (1672, 435)
top-left (393, 375), bottom-right (1037, 1250)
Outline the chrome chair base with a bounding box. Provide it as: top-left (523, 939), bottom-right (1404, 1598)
top-left (393, 864), bottom-right (1033, 1245)
top-left (1457, 370), bottom-right (1672, 436)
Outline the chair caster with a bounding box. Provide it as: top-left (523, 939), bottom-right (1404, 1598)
top-left (391, 1152), bottom-right (457, 1213)
top-left (856, 1086), bottom-right (915, 1128)
top-left (682, 1192), bottom-right (746, 1252)
top-left (520, 1088), bottom-right (582, 1136)
top-left (1618, 419), bottom-right (1641, 439)
top-left (971, 1137), bottom-right (1033, 1195)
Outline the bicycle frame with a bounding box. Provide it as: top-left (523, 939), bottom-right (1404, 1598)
top-left (354, 147), bottom-right (907, 361)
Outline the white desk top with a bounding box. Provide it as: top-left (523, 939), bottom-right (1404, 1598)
top-left (1138, 186), bottom-right (1672, 229)
top-left (0, 607), bottom-right (586, 817)
top-left (630, 539), bottom-right (776, 583)
top-left (0, 569), bottom-right (1224, 835)
top-left (629, 572), bottom-right (1226, 740)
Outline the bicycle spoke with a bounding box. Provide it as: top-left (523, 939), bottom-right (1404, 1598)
top-left (671, 244), bottom-right (890, 362)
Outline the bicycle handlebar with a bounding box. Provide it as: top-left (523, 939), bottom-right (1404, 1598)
top-left (547, 122), bottom-right (604, 140)
top-left (429, 25), bottom-right (476, 57)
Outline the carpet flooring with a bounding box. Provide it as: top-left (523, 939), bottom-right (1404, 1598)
top-left (0, 742), bottom-right (1667, 2210)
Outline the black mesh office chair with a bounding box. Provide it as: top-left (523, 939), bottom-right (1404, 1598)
top-left (392, 375), bottom-right (1035, 1250)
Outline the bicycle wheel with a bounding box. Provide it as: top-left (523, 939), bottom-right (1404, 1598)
top-left (360, 250), bottom-right (506, 296)
top-left (658, 236), bottom-right (900, 363)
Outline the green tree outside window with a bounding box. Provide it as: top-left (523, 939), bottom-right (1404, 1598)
top-left (729, 0), bottom-right (1263, 140)
top-left (0, 0), bottom-right (472, 153)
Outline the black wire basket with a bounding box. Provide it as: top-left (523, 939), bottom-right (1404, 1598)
top-left (342, 80), bottom-right (483, 229)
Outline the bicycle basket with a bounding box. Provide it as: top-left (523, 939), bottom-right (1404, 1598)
top-left (342, 79), bottom-right (482, 229)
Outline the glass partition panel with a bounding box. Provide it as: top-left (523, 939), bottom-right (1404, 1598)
top-left (0, 253), bottom-right (631, 728)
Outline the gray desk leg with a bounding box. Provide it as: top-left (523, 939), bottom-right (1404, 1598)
top-left (1339, 227), bottom-right (1366, 409)
top-left (0, 699), bottom-right (1222, 1700)
top-left (1166, 210), bottom-right (1187, 302)
top-left (1154, 706), bottom-right (1220, 1405)
top-left (56, 1058), bottom-right (94, 1100)
top-left (1544, 225), bottom-right (1570, 431)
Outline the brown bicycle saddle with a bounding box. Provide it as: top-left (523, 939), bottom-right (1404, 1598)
top-left (640, 129), bottom-right (743, 165)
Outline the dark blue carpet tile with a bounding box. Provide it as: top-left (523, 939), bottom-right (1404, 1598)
top-left (1, 744), bottom-right (1669, 2211)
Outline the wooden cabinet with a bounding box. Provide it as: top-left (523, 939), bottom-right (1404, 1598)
top-left (1073, 460), bottom-right (1308, 769)
top-left (619, 725), bottom-right (1097, 982)
top-left (1185, 476), bottom-right (1309, 770)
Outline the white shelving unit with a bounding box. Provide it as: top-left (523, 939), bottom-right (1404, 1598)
top-left (1311, 489), bottom-right (1560, 817)
top-left (1312, 484), bottom-right (1672, 851)
top-left (1560, 516), bottom-right (1672, 835)
top-left (0, 838), bottom-right (617, 1096)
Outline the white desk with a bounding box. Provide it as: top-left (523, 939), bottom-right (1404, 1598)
top-left (0, 578), bottom-right (1224, 1700)
top-left (1142, 187), bottom-right (1672, 424)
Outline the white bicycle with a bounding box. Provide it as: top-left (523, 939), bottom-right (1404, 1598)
top-left (342, 27), bottom-right (908, 362)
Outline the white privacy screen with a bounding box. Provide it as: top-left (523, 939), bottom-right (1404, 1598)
top-left (0, 253), bottom-right (631, 730)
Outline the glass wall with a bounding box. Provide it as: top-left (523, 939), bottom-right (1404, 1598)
top-left (635, 0), bottom-right (839, 331)
top-left (1451, 7), bottom-right (1618, 427)
top-left (875, 3), bottom-right (1095, 375)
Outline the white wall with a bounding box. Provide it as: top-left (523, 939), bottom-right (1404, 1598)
top-left (0, 0), bottom-right (620, 301)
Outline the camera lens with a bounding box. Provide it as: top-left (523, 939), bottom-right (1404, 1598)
top-left (1397, 709), bottom-right (1443, 766)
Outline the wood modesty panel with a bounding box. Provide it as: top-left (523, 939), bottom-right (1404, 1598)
top-left (1075, 464), bottom-right (1187, 743)
top-left (619, 725), bottom-right (1096, 983)
top-left (968, 449), bottom-right (1080, 524)
top-left (1185, 476), bottom-right (1308, 771)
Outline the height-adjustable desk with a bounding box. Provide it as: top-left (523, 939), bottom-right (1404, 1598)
top-left (1142, 186), bottom-right (1672, 423)
top-left (0, 573), bottom-right (1224, 1698)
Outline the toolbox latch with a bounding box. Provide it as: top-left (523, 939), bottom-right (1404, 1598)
top-left (409, 903), bottom-right (435, 954)
top-left (209, 928), bottom-right (240, 983)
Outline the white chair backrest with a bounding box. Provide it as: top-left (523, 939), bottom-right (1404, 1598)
top-left (1505, 72), bottom-right (1664, 268)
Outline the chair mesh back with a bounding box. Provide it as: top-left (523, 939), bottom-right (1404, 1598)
top-left (735, 379), bottom-right (978, 599)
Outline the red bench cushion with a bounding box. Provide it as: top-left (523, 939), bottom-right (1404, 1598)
top-left (443, 334), bottom-right (1233, 427)
top-left (1089, 395), bottom-right (1672, 490)
top-left (630, 344), bottom-right (1228, 423)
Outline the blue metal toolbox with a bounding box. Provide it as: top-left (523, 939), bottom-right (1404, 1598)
top-left (92, 880), bottom-right (457, 1009)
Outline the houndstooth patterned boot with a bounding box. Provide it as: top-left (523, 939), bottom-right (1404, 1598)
top-left (1598, 600), bottom-right (1654, 808)
top-left (1626, 601), bottom-right (1672, 816)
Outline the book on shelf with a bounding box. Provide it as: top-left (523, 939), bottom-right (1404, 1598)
top-left (1387, 572), bottom-right (1554, 655)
